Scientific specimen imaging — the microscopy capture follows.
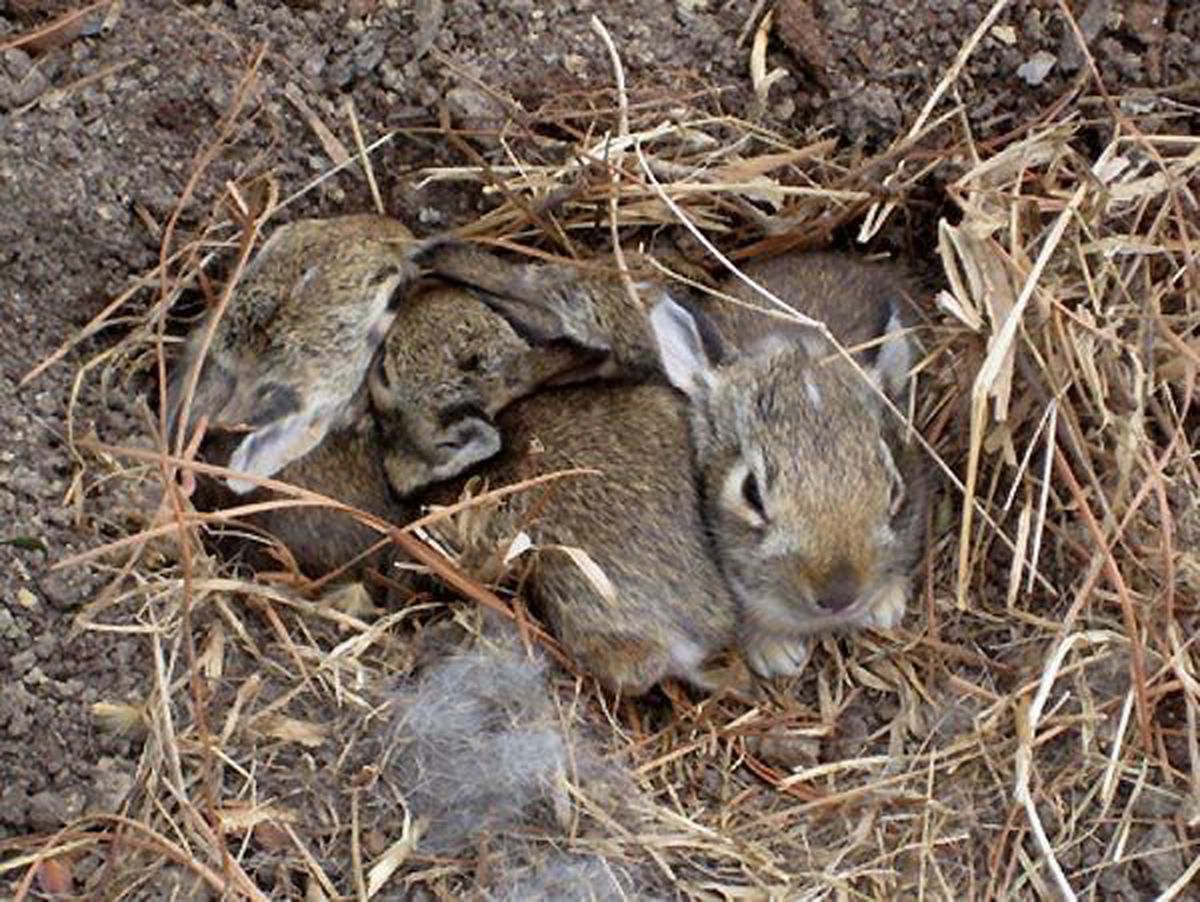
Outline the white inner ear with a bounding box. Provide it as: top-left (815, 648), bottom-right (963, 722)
top-left (880, 438), bottom-right (905, 516)
top-left (226, 405), bottom-right (333, 494)
top-left (649, 295), bottom-right (714, 399)
top-left (872, 311), bottom-right (913, 398)
top-left (429, 420), bottom-right (502, 479)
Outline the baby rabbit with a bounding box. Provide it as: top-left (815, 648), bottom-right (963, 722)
top-left (170, 214), bottom-right (595, 501)
top-left (177, 237), bottom-right (729, 690)
top-left (668, 255), bottom-right (926, 677)
top-left (171, 217), bottom-right (595, 581)
top-left (168, 214), bottom-right (421, 494)
top-left (417, 243), bottom-right (926, 679)
top-left (369, 281), bottom-right (586, 499)
top-left (430, 378), bottom-right (738, 694)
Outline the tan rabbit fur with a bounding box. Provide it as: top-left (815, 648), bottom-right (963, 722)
top-left (175, 221), bottom-right (924, 691)
top-left (418, 242), bottom-right (926, 679)
top-left (413, 242), bottom-right (662, 380)
top-left (171, 216), bottom-right (591, 582)
top-left (187, 275), bottom-right (738, 693)
top-left (678, 254), bottom-right (926, 676)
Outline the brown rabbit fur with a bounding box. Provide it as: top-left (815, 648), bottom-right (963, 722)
top-left (169, 214), bottom-right (422, 494)
top-left (176, 220), bottom-right (925, 691)
top-left (422, 382), bottom-right (737, 694)
top-left (190, 409), bottom-right (405, 582)
top-left (369, 281), bottom-right (585, 499)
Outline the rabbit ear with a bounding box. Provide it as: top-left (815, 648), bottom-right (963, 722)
top-left (415, 242), bottom-right (611, 353)
top-left (649, 295), bottom-right (718, 399)
top-left (225, 404), bottom-right (332, 494)
top-left (383, 411), bottom-right (503, 499)
top-left (868, 310), bottom-right (913, 401)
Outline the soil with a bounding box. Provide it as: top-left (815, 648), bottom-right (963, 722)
top-left (1, 0), bottom-right (1196, 896)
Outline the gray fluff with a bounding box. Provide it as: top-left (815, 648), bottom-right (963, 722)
top-left (389, 642), bottom-right (568, 855)
top-left (488, 851), bottom-right (643, 901)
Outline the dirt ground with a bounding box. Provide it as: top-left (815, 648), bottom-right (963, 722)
top-left (2, 0), bottom-right (1197, 897)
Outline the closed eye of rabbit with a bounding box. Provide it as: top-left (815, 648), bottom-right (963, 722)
top-left (247, 382), bottom-right (301, 427)
top-left (457, 352), bottom-right (483, 372)
top-left (741, 468), bottom-right (766, 521)
top-left (435, 419), bottom-right (494, 454)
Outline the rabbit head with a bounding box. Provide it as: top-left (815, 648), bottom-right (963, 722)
top-left (412, 240), bottom-right (662, 380)
top-left (169, 213), bottom-right (422, 493)
top-left (367, 280), bottom-right (586, 499)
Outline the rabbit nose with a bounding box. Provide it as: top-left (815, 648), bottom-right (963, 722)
top-left (817, 588), bottom-right (857, 612)
top-left (815, 565), bottom-right (860, 613)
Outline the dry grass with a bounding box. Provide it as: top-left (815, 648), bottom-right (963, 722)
top-left (6, 8), bottom-right (1200, 901)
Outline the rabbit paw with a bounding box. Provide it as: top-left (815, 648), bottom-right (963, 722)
top-left (742, 633), bottom-right (811, 679)
top-left (860, 580), bottom-right (908, 630)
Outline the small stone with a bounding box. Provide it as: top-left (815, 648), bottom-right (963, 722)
top-left (445, 85), bottom-right (506, 132)
top-left (1017, 50), bottom-right (1058, 86)
top-left (38, 570), bottom-right (96, 611)
top-left (88, 759), bottom-right (135, 814)
top-left (1, 48), bottom-right (33, 79)
top-left (674, 0), bottom-right (709, 24)
top-left (561, 53), bottom-right (588, 78)
top-left (0, 786), bottom-right (30, 826)
top-left (855, 83), bottom-right (902, 132)
top-left (990, 24), bottom-right (1017, 45)
top-left (7, 67), bottom-right (50, 107)
top-left (28, 788), bottom-right (84, 831)
top-left (9, 648), bottom-right (36, 676)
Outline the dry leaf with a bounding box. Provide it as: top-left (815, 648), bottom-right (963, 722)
top-left (253, 715), bottom-right (330, 748)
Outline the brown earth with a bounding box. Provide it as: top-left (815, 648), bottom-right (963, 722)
top-left (1, 0), bottom-right (1196, 896)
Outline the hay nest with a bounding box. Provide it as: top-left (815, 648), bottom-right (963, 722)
top-left (11, 15), bottom-right (1199, 901)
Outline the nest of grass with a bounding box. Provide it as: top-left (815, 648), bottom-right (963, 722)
top-left (8, 11), bottom-right (1200, 901)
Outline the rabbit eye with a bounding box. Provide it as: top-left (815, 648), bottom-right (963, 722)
top-left (370, 358), bottom-right (392, 390)
top-left (248, 383), bottom-right (300, 426)
top-left (367, 264), bottom-right (401, 287)
top-left (742, 470), bottom-right (766, 520)
top-left (721, 460), bottom-right (768, 527)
